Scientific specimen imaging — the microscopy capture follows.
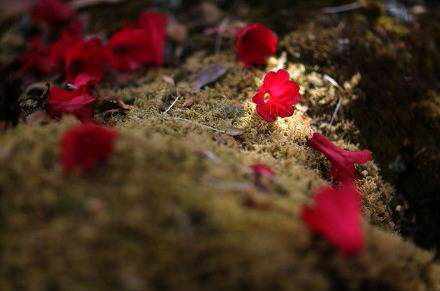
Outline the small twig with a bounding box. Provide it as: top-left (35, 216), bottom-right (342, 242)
top-left (322, 1), bottom-right (363, 14)
top-left (163, 88), bottom-right (180, 115)
top-left (329, 98), bottom-right (343, 127)
top-left (275, 52), bottom-right (287, 71)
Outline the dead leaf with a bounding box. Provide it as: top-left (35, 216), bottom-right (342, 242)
top-left (192, 64), bottom-right (227, 91)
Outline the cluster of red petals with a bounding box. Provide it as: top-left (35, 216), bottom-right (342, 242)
top-left (32, 0), bottom-right (75, 26)
top-left (60, 123), bottom-right (118, 173)
top-left (235, 23), bottom-right (278, 67)
top-left (20, 37), bottom-right (54, 75)
top-left (301, 182), bottom-right (364, 256)
top-left (108, 12), bottom-right (168, 71)
top-left (308, 133), bottom-right (372, 183)
top-left (250, 164), bottom-right (275, 178)
top-left (252, 69), bottom-right (301, 122)
top-left (48, 85), bottom-right (95, 122)
top-left (64, 38), bottom-right (109, 83)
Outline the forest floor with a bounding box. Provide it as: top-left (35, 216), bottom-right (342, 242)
top-left (1, 0), bottom-right (439, 290)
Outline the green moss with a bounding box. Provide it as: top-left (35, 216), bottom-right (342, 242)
top-left (0, 122), bottom-right (439, 290)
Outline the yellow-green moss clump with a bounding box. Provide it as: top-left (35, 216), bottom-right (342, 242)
top-left (0, 121), bottom-right (439, 291)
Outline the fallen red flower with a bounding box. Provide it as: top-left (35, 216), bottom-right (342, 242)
top-left (308, 133), bottom-right (372, 182)
top-left (32, 0), bottom-right (75, 26)
top-left (64, 38), bottom-right (109, 83)
top-left (235, 23), bottom-right (278, 67)
top-left (252, 69), bottom-right (301, 122)
top-left (301, 182), bottom-right (364, 256)
top-left (137, 11), bottom-right (168, 64)
top-left (108, 28), bottom-right (159, 71)
top-left (20, 37), bottom-right (54, 75)
top-left (48, 86), bottom-right (95, 121)
top-left (49, 30), bottom-right (82, 72)
top-left (60, 123), bottom-right (118, 173)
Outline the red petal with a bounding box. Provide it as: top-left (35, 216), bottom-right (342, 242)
top-left (308, 133), bottom-right (372, 182)
top-left (60, 123), bottom-right (118, 173)
top-left (48, 86), bottom-right (95, 121)
top-left (250, 164), bottom-right (275, 177)
top-left (301, 182), bottom-right (364, 256)
top-left (235, 23), bottom-right (278, 67)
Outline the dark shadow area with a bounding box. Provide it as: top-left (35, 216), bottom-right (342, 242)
top-left (282, 3), bottom-right (440, 250)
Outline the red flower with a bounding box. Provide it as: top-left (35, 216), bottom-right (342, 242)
top-left (137, 11), bottom-right (168, 65)
top-left (48, 86), bottom-right (95, 121)
top-left (107, 28), bottom-right (156, 71)
top-left (252, 69), bottom-right (301, 122)
top-left (32, 0), bottom-right (75, 26)
top-left (308, 133), bottom-right (372, 182)
top-left (60, 123), bottom-right (118, 173)
top-left (235, 23), bottom-right (278, 67)
top-left (250, 164), bottom-right (275, 178)
top-left (301, 183), bottom-right (364, 256)
top-left (20, 37), bottom-right (54, 75)
top-left (49, 30), bottom-right (82, 72)
top-left (64, 38), bottom-right (109, 83)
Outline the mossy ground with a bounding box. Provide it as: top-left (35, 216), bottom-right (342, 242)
top-left (1, 0), bottom-right (440, 290)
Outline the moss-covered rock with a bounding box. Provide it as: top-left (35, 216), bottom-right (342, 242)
top-left (1, 122), bottom-right (439, 290)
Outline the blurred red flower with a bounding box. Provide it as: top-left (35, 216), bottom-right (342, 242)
top-left (252, 69), bottom-right (301, 122)
top-left (64, 38), bottom-right (109, 83)
top-left (49, 30), bottom-right (82, 72)
top-left (137, 11), bottom-right (168, 65)
top-left (32, 0), bottom-right (74, 26)
top-left (301, 182), bottom-right (364, 256)
top-left (108, 28), bottom-right (158, 71)
top-left (308, 133), bottom-right (372, 182)
top-left (48, 86), bottom-right (95, 121)
top-left (235, 23), bottom-right (278, 67)
top-left (60, 123), bottom-right (118, 173)
top-left (20, 37), bottom-right (54, 75)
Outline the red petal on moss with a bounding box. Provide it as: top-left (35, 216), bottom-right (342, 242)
top-left (64, 38), bottom-right (109, 83)
top-left (32, 0), bottom-right (74, 26)
top-left (48, 86), bottom-right (95, 121)
top-left (252, 69), bottom-right (301, 122)
top-left (136, 11), bottom-right (168, 66)
top-left (301, 182), bottom-right (364, 256)
top-left (60, 123), bottom-right (118, 173)
top-left (250, 164), bottom-right (275, 178)
top-left (235, 23), bottom-right (278, 67)
top-left (308, 133), bottom-right (372, 182)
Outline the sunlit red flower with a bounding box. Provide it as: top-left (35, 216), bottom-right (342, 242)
top-left (71, 73), bottom-right (98, 89)
top-left (301, 182), bottom-right (364, 256)
top-left (252, 69), bottom-right (301, 122)
top-left (64, 38), bottom-right (109, 83)
top-left (235, 23), bottom-right (278, 67)
top-left (48, 86), bottom-right (95, 121)
top-left (60, 123), bottom-right (118, 173)
top-left (20, 37), bottom-right (54, 75)
top-left (308, 133), bottom-right (372, 182)
top-left (32, 0), bottom-right (75, 26)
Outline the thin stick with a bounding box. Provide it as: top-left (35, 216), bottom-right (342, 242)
top-left (330, 98), bottom-right (342, 127)
top-left (163, 88), bottom-right (180, 115)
